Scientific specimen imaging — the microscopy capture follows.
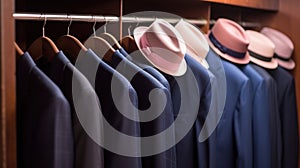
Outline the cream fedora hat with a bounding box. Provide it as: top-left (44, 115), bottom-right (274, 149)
top-left (175, 19), bottom-right (209, 69)
top-left (133, 19), bottom-right (187, 76)
top-left (246, 30), bottom-right (278, 69)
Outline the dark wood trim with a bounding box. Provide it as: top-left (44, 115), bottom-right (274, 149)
top-left (1, 0), bottom-right (16, 167)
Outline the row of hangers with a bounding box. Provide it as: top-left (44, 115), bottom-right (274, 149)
top-left (14, 15), bottom-right (139, 64)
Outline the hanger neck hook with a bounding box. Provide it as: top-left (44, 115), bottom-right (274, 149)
top-left (128, 24), bottom-right (132, 36)
top-left (93, 16), bottom-right (97, 36)
top-left (42, 14), bottom-right (47, 37)
top-left (135, 16), bottom-right (139, 27)
top-left (104, 17), bottom-right (107, 33)
top-left (67, 16), bottom-right (72, 35)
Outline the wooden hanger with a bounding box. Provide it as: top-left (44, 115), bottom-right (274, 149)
top-left (85, 36), bottom-right (115, 62)
top-left (120, 24), bottom-right (139, 54)
top-left (120, 35), bottom-right (138, 54)
top-left (98, 18), bottom-right (122, 49)
top-left (27, 16), bottom-right (59, 61)
top-left (85, 19), bottom-right (115, 62)
top-left (56, 17), bottom-right (87, 64)
top-left (99, 33), bottom-right (122, 49)
top-left (14, 42), bottom-right (24, 57)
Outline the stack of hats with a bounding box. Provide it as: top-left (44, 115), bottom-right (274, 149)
top-left (261, 27), bottom-right (295, 70)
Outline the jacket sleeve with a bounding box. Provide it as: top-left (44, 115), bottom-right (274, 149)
top-left (234, 78), bottom-right (253, 168)
top-left (281, 78), bottom-right (299, 167)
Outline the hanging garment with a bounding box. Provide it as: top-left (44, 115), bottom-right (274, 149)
top-left (185, 55), bottom-right (217, 168)
top-left (103, 50), bottom-right (176, 168)
top-left (121, 47), bottom-right (217, 168)
top-left (74, 49), bottom-right (142, 168)
top-left (119, 47), bottom-right (171, 90)
top-left (246, 30), bottom-right (282, 168)
top-left (267, 66), bottom-right (299, 168)
top-left (36, 51), bottom-right (104, 168)
top-left (206, 49), bottom-right (252, 168)
top-left (239, 63), bottom-right (280, 168)
top-left (250, 63), bottom-right (281, 168)
top-left (17, 52), bottom-right (73, 168)
top-left (154, 54), bottom-right (211, 168)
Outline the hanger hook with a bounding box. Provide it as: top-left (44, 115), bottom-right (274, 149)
top-left (93, 16), bottom-right (97, 36)
top-left (104, 17), bottom-right (107, 33)
top-left (42, 14), bottom-right (47, 37)
top-left (128, 24), bottom-right (132, 36)
top-left (135, 16), bottom-right (140, 27)
top-left (67, 15), bottom-right (72, 35)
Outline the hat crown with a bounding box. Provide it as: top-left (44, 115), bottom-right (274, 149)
top-left (175, 19), bottom-right (209, 58)
top-left (133, 19), bottom-right (187, 76)
top-left (246, 30), bottom-right (275, 58)
top-left (261, 27), bottom-right (294, 59)
top-left (142, 19), bottom-right (186, 59)
top-left (211, 18), bottom-right (249, 54)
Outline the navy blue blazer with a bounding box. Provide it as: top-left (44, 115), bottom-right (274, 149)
top-left (152, 53), bottom-right (211, 168)
top-left (17, 52), bottom-right (73, 168)
top-left (239, 64), bottom-right (279, 168)
top-left (36, 51), bottom-right (104, 168)
top-left (119, 48), bottom-right (171, 90)
top-left (250, 64), bottom-right (282, 168)
top-left (185, 55), bottom-right (215, 168)
top-left (75, 49), bottom-right (142, 168)
top-left (206, 49), bottom-right (252, 168)
top-left (104, 50), bottom-right (176, 168)
top-left (268, 66), bottom-right (299, 168)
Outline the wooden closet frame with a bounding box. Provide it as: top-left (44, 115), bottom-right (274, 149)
top-left (1, 0), bottom-right (300, 167)
top-left (0, 0), bottom-right (16, 167)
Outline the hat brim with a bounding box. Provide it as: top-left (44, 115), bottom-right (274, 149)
top-left (206, 35), bottom-right (250, 65)
top-left (133, 26), bottom-right (187, 76)
top-left (186, 47), bottom-right (209, 69)
top-left (250, 55), bottom-right (278, 69)
top-left (274, 58), bottom-right (295, 70)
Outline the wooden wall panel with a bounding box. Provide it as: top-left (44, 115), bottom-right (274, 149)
top-left (0, 0), bottom-right (16, 167)
top-left (201, 0), bottom-right (278, 11)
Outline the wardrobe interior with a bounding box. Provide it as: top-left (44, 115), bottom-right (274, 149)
top-left (1, 0), bottom-right (300, 167)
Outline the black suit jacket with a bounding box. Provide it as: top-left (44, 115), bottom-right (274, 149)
top-left (268, 66), bottom-right (298, 168)
top-left (17, 52), bottom-right (74, 168)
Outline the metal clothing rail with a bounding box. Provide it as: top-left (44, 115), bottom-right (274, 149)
top-left (13, 13), bottom-right (208, 25)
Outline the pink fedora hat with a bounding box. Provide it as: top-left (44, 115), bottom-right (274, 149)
top-left (246, 30), bottom-right (278, 69)
top-left (207, 18), bottom-right (250, 64)
top-left (175, 19), bottom-right (209, 69)
top-left (261, 27), bottom-right (295, 70)
top-left (133, 19), bottom-right (187, 76)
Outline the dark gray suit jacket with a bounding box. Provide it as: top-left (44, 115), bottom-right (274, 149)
top-left (36, 51), bottom-right (104, 168)
top-left (75, 49), bottom-right (142, 168)
top-left (104, 50), bottom-right (176, 168)
top-left (17, 52), bottom-right (74, 168)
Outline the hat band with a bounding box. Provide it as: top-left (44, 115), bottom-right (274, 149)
top-left (249, 50), bottom-right (272, 62)
top-left (274, 53), bottom-right (290, 62)
top-left (209, 33), bottom-right (246, 59)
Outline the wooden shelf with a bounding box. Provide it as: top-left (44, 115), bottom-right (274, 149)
top-left (201, 0), bottom-right (278, 11)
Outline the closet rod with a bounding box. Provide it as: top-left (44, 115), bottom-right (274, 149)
top-left (13, 13), bottom-right (208, 25)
